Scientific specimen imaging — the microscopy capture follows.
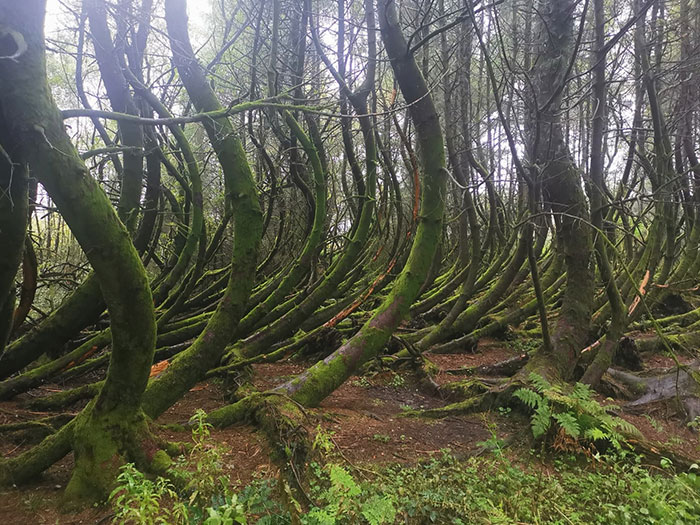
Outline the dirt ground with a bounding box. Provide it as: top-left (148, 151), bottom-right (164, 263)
top-left (0, 337), bottom-right (698, 524)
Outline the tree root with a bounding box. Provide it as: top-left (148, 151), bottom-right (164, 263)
top-left (631, 332), bottom-right (700, 355)
top-left (625, 436), bottom-right (699, 471)
top-left (0, 419), bottom-right (74, 486)
top-left (402, 379), bottom-right (518, 418)
top-left (0, 413), bottom-right (74, 443)
top-left (205, 391), bottom-right (312, 509)
top-left (63, 403), bottom-right (172, 507)
top-left (403, 367), bottom-right (700, 470)
top-left (607, 360), bottom-right (700, 423)
top-left (23, 381), bottom-right (104, 411)
top-left (443, 354), bottom-right (529, 377)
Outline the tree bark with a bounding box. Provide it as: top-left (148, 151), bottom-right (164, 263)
top-left (0, 1), bottom-right (157, 503)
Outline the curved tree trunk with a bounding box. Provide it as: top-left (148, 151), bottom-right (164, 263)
top-left (142, 0), bottom-right (263, 418)
top-left (208, 0), bottom-right (447, 420)
top-left (0, 1), bottom-right (157, 504)
top-left (0, 133), bottom-right (28, 353)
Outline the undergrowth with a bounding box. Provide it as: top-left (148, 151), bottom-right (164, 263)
top-left (109, 410), bottom-right (700, 524)
top-left (512, 373), bottom-right (641, 454)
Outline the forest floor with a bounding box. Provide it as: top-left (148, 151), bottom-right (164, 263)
top-left (0, 337), bottom-right (698, 524)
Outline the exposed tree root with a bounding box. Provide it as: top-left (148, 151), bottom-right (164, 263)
top-left (632, 332), bottom-right (700, 355)
top-left (403, 366), bottom-right (700, 470)
top-left (625, 437), bottom-right (699, 471)
top-left (402, 379), bottom-right (518, 418)
top-left (0, 413), bottom-right (73, 443)
top-left (443, 354), bottom-right (529, 377)
top-left (607, 360), bottom-right (700, 422)
top-left (64, 403), bottom-right (172, 507)
top-left (204, 391), bottom-right (312, 510)
top-left (23, 381), bottom-right (104, 411)
top-left (0, 419), bottom-right (74, 487)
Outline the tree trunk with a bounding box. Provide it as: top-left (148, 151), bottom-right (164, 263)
top-left (209, 0), bottom-right (447, 419)
top-left (526, 0), bottom-right (594, 380)
top-left (0, 1), bottom-right (158, 504)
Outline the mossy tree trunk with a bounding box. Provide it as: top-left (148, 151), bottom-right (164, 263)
top-left (221, 0), bottom-right (379, 362)
top-left (0, 0), bottom-right (149, 377)
top-left (211, 0), bottom-right (447, 414)
top-left (0, 1), bottom-right (158, 504)
top-left (580, 0), bottom-right (627, 386)
top-left (525, 0), bottom-right (594, 380)
top-left (141, 0), bottom-right (263, 418)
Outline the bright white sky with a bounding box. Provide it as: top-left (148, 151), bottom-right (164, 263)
top-left (44, 0), bottom-right (208, 38)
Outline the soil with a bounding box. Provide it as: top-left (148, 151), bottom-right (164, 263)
top-left (0, 336), bottom-right (698, 523)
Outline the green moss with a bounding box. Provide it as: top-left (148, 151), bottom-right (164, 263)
top-left (150, 450), bottom-right (172, 474)
top-left (402, 396), bottom-right (489, 418)
top-left (441, 379), bottom-right (490, 400)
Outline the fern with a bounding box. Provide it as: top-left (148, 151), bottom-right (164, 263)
top-left (514, 373), bottom-right (639, 453)
top-left (513, 388), bottom-right (542, 409)
top-left (361, 495), bottom-right (396, 525)
top-left (532, 402), bottom-right (553, 438)
top-left (554, 412), bottom-right (580, 439)
top-left (328, 464), bottom-right (361, 498)
top-left (572, 382), bottom-right (592, 401)
top-left (528, 372), bottom-right (552, 392)
top-left (584, 427), bottom-right (607, 441)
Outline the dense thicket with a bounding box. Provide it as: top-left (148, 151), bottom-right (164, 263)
top-left (1, 0), bottom-right (699, 503)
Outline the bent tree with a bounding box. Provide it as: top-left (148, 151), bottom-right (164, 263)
top-left (0, 0), bottom-right (159, 503)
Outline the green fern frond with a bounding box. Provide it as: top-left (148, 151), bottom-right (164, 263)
top-left (584, 427), bottom-right (607, 441)
top-left (610, 418), bottom-right (643, 439)
top-left (528, 373), bottom-right (552, 393)
top-left (513, 388), bottom-right (543, 409)
top-left (554, 412), bottom-right (581, 438)
top-left (572, 382), bottom-right (592, 401)
top-left (532, 402), bottom-right (552, 438)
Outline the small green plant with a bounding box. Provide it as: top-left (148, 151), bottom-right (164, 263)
top-left (389, 372), bottom-right (405, 388)
top-left (476, 417), bottom-right (506, 456)
top-left (373, 433), bottom-right (391, 443)
top-left (110, 409), bottom-right (247, 525)
top-left (513, 373), bottom-right (640, 452)
top-left (175, 409), bottom-right (231, 508)
top-left (497, 406), bottom-right (512, 416)
top-left (306, 464), bottom-right (396, 525)
top-left (509, 338), bottom-right (540, 354)
top-left (351, 376), bottom-right (372, 388)
top-left (312, 425), bottom-right (336, 456)
top-left (109, 463), bottom-right (185, 525)
top-left (643, 414), bottom-right (664, 433)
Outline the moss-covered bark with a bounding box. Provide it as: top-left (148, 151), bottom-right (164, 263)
top-left (525, 0), bottom-right (593, 380)
top-left (222, 0), bottom-right (379, 362)
top-left (0, 0), bottom-right (151, 373)
top-left (141, 0), bottom-right (263, 418)
top-left (0, 262), bottom-right (104, 379)
top-left (0, 0), bottom-right (157, 503)
top-left (223, 110), bottom-right (327, 340)
top-left (85, 0), bottom-right (144, 232)
top-left (122, 71), bottom-right (205, 307)
top-left (580, 0), bottom-right (627, 386)
top-left (209, 0), bottom-right (447, 416)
